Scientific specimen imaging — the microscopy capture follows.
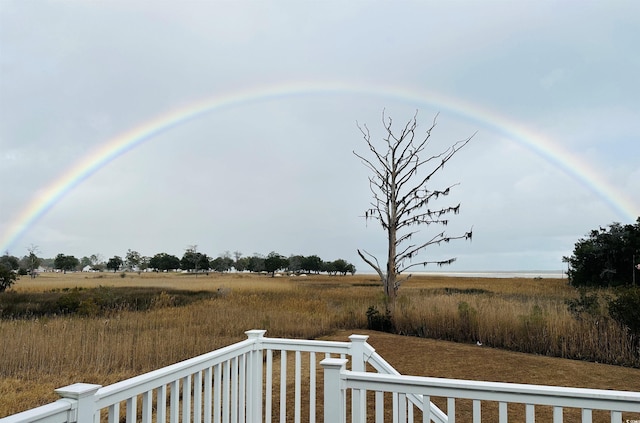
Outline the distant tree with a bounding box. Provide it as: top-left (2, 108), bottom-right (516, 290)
top-left (330, 258), bottom-right (354, 276)
top-left (106, 256), bottom-right (123, 273)
top-left (25, 245), bottom-right (41, 278)
top-left (211, 256), bottom-right (233, 272)
top-left (220, 252), bottom-right (234, 271)
top-left (40, 257), bottom-right (55, 269)
top-left (264, 251), bottom-right (288, 277)
top-left (0, 263), bottom-right (18, 292)
top-left (181, 247), bottom-right (210, 275)
top-left (246, 255), bottom-right (265, 273)
top-left (89, 254), bottom-right (105, 272)
top-left (80, 256), bottom-right (92, 270)
top-left (125, 249), bottom-right (142, 271)
top-left (302, 255), bottom-right (323, 274)
top-left (149, 253), bottom-right (180, 272)
top-left (54, 254), bottom-right (80, 273)
top-left (322, 260), bottom-right (336, 275)
top-left (288, 255), bottom-right (305, 274)
top-left (0, 254), bottom-right (20, 272)
top-left (139, 256), bottom-right (150, 272)
top-left (354, 111), bottom-right (473, 308)
top-left (234, 256), bottom-right (249, 272)
top-left (564, 218), bottom-right (640, 287)
top-left (181, 247), bottom-right (198, 272)
top-left (90, 254), bottom-right (103, 266)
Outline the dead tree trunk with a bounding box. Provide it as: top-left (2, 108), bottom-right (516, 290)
top-left (354, 111), bottom-right (474, 310)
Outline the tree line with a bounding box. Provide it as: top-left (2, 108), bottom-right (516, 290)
top-left (0, 247), bottom-right (356, 283)
top-left (564, 218), bottom-right (640, 287)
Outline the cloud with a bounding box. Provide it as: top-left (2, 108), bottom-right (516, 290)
top-left (1, 1), bottom-right (638, 271)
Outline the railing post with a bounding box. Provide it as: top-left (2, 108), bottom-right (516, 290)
top-left (245, 329), bottom-right (266, 423)
top-left (348, 334), bottom-right (370, 372)
top-left (55, 383), bottom-right (101, 423)
top-left (321, 358), bottom-right (348, 423)
top-left (349, 335), bottom-right (370, 422)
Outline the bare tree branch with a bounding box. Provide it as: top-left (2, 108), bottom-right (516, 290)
top-left (354, 111), bottom-right (474, 309)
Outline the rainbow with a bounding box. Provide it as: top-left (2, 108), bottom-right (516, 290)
top-left (1, 81), bottom-right (638, 253)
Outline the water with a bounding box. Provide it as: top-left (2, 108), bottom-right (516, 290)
top-left (411, 270), bottom-right (565, 279)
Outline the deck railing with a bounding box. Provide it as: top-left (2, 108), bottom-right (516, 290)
top-left (322, 358), bottom-right (640, 423)
top-left (2, 330), bottom-right (639, 423)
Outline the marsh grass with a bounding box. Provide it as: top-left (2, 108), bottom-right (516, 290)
top-left (1, 272), bottom-right (638, 417)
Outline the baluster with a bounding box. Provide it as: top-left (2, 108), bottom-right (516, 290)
top-left (204, 367), bottom-right (212, 423)
top-left (223, 360), bottom-right (231, 423)
top-left (108, 403), bottom-right (120, 423)
top-left (141, 390), bottom-right (152, 423)
top-left (239, 354), bottom-right (246, 423)
top-left (375, 391), bottom-right (384, 423)
top-left (170, 380), bottom-right (179, 423)
top-left (183, 375), bottom-right (192, 423)
top-left (526, 404), bottom-right (535, 423)
top-left (392, 393), bottom-right (399, 423)
top-left (266, 350), bottom-right (273, 423)
top-left (194, 371), bottom-right (202, 423)
top-left (309, 352), bottom-right (316, 423)
top-left (214, 363), bottom-right (222, 423)
top-left (295, 350), bottom-right (301, 423)
top-left (398, 393), bottom-right (407, 423)
top-left (472, 400), bottom-right (481, 423)
top-left (582, 409), bottom-right (592, 423)
top-left (498, 402), bottom-right (508, 423)
top-left (157, 385), bottom-right (167, 423)
top-left (423, 395), bottom-right (431, 423)
top-left (447, 398), bottom-right (455, 423)
top-left (126, 396), bottom-right (136, 423)
top-left (281, 350), bottom-right (287, 423)
top-left (553, 406), bottom-right (563, 423)
top-left (611, 410), bottom-right (622, 423)
top-left (231, 357), bottom-right (238, 423)
top-left (351, 387), bottom-right (367, 423)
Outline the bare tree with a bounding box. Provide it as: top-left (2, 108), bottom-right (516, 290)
top-left (26, 244), bottom-right (41, 278)
top-left (354, 111), bottom-right (474, 307)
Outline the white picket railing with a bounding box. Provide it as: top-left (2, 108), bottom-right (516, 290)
top-left (2, 330), bottom-right (639, 423)
top-left (322, 358), bottom-right (640, 423)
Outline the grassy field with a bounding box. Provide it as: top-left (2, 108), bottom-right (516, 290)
top-left (1, 271), bottom-right (639, 420)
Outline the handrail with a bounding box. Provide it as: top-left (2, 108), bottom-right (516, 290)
top-left (0, 400), bottom-right (74, 423)
top-left (258, 337), bottom-right (352, 354)
top-left (343, 370), bottom-right (640, 411)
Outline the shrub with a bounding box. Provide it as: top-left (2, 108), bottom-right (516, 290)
top-left (0, 264), bottom-right (18, 292)
top-left (366, 305), bottom-right (393, 332)
top-left (608, 287), bottom-right (640, 335)
top-left (566, 289), bottom-right (602, 320)
top-left (56, 290), bottom-right (81, 314)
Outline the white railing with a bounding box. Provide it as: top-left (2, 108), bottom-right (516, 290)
top-left (2, 330), bottom-right (639, 423)
top-left (322, 358), bottom-right (640, 423)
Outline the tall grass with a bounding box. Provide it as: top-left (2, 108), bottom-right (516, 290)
top-left (0, 272), bottom-right (638, 416)
top-left (393, 288), bottom-right (637, 366)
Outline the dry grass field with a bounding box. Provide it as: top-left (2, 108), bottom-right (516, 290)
top-left (1, 271), bottom-right (639, 420)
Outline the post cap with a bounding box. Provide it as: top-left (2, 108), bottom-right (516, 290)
top-left (55, 383), bottom-right (102, 399)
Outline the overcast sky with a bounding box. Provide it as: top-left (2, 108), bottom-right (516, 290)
top-left (1, 1), bottom-right (638, 272)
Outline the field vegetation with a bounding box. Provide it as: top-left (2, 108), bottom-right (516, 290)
top-left (1, 271), bottom-right (639, 418)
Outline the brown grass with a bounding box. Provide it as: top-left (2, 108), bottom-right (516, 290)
top-left (1, 272), bottom-right (638, 419)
